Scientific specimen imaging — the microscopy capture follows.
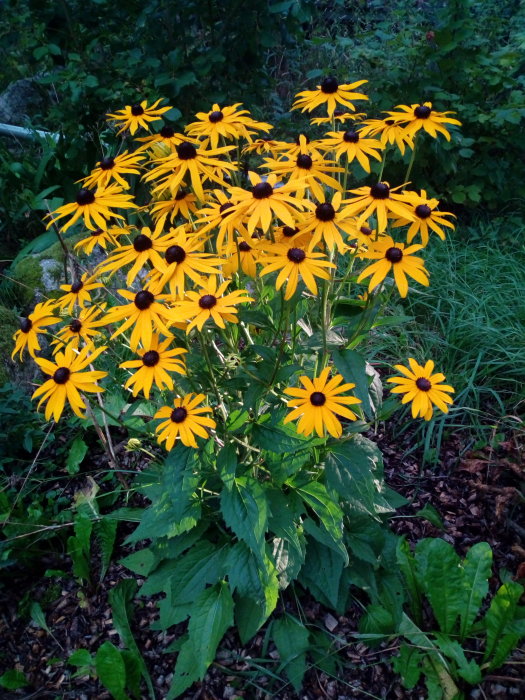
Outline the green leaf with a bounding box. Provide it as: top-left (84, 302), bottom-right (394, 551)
top-left (30, 601), bottom-right (51, 634)
top-left (326, 437), bottom-right (394, 519)
top-left (415, 503), bottom-right (444, 530)
top-left (121, 650), bottom-right (142, 699)
top-left (298, 537), bottom-right (345, 610)
top-left (169, 582), bottom-right (234, 697)
top-left (332, 348), bottom-right (372, 418)
top-left (0, 669), bottom-right (28, 690)
top-left (396, 538), bottom-right (424, 626)
top-left (359, 604), bottom-right (395, 639)
top-left (273, 614), bottom-right (310, 691)
top-left (392, 644), bottom-right (423, 690)
top-left (68, 649), bottom-right (93, 668)
top-left (459, 542), bottom-right (492, 640)
top-left (67, 515), bottom-right (93, 582)
top-left (120, 548), bottom-right (156, 577)
top-left (109, 579), bottom-right (154, 699)
top-left (290, 479), bottom-right (345, 559)
top-left (415, 538), bottom-right (464, 634)
top-left (220, 477), bottom-right (268, 562)
top-left (95, 641), bottom-right (128, 700)
top-left (217, 443), bottom-right (237, 490)
top-left (95, 517), bottom-right (118, 581)
top-left (66, 436), bottom-right (88, 475)
top-left (483, 582), bottom-right (524, 666)
top-left (252, 411), bottom-right (322, 453)
top-left (235, 577), bottom-right (279, 645)
top-left (433, 633), bottom-right (482, 684)
top-left (227, 542), bottom-right (270, 601)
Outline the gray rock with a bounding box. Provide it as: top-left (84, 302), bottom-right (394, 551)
top-left (0, 78), bottom-right (47, 125)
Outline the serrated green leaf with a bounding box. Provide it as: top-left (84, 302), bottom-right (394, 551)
top-left (415, 503), bottom-right (444, 530)
top-left (273, 614), bottom-right (310, 691)
top-left (433, 633), bottom-right (482, 684)
top-left (30, 601), bottom-right (51, 634)
top-left (459, 542), bottom-right (492, 640)
top-left (109, 579), bottom-right (154, 699)
top-left (415, 538), bottom-right (464, 634)
top-left (396, 538), bottom-right (424, 627)
top-left (299, 537), bottom-right (345, 610)
top-left (332, 348), bottom-right (372, 418)
top-left (252, 412), bottom-right (321, 453)
top-left (290, 479), bottom-right (345, 559)
top-left (95, 641), bottom-right (128, 700)
top-left (186, 582), bottom-right (233, 678)
top-left (217, 443), bottom-right (237, 490)
top-left (121, 650), bottom-right (142, 699)
top-left (68, 649), bottom-right (93, 668)
top-left (120, 548), bottom-right (156, 576)
top-left (483, 582), bottom-right (524, 666)
top-left (95, 517), bottom-right (117, 581)
top-left (220, 477), bottom-right (268, 562)
top-left (392, 644), bottom-right (423, 690)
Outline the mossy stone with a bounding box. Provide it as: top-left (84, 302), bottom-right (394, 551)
top-left (0, 305), bottom-right (19, 384)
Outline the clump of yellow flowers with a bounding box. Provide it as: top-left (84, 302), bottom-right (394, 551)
top-left (13, 78), bottom-right (459, 447)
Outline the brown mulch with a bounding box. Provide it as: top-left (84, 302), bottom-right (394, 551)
top-left (0, 427), bottom-right (524, 699)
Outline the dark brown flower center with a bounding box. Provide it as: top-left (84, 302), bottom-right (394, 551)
top-left (99, 156), bottom-right (115, 170)
top-left (20, 317), bottom-right (32, 333)
top-left (283, 226), bottom-right (298, 237)
top-left (134, 290), bottom-right (154, 310)
top-left (316, 202), bottom-right (335, 221)
top-left (415, 204), bottom-right (432, 218)
top-left (131, 103), bottom-right (144, 116)
top-left (414, 104), bottom-right (431, 119)
top-left (133, 234), bottom-right (153, 252)
top-left (160, 125), bottom-right (175, 138)
top-left (53, 367), bottom-right (70, 384)
top-left (238, 241), bottom-right (251, 252)
top-left (76, 188), bottom-right (95, 206)
top-left (385, 246), bottom-right (403, 263)
top-left (252, 181), bottom-right (273, 199)
top-left (343, 130), bottom-right (359, 143)
top-left (219, 202), bottom-right (234, 218)
top-left (416, 377), bottom-right (432, 391)
top-left (310, 391), bottom-right (326, 406)
top-left (142, 350), bottom-right (160, 367)
top-left (176, 142), bottom-right (197, 160)
top-left (296, 154), bottom-right (313, 169)
top-left (70, 280), bottom-right (84, 293)
top-left (287, 247), bottom-right (306, 263)
top-left (360, 226), bottom-right (373, 236)
top-left (370, 183), bottom-right (390, 199)
top-left (320, 77), bottom-right (339, 94)
top-left (385, 119), bottom-right (395, 126)
top-left (69, 319), bottom-right (82, 333)
top-left (175, 188), bottom-right (188, 200)
top-left (199, 294), bottom-right (217, 309)
top-left (166, 245), bottom-right (186, 264)
top-left (171, 406), bottom-right (188, 423)
top-left (209, 110), bottom-right (224, 123)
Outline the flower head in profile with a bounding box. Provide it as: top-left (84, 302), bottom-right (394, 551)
top-left (310, 111), bottom-right (366, 126)
top-left (154, 393), bottom-right (216, 449)
top-left (387, 358), bottom-right (454, 420)
top-left (386, 102), bottom-right (461, 141)
top-left (259, 243), bottom-right (334, 300)
top-left (12, 300), bottom-right (59, 361)
top-left (74, 222), bottom-right (129, 255)
top-left (357, 235), bottom-right (429, 297)
top-left (107, 99), bottom-right (172, 135)
top-left (185, 103), bottom-right (263, 149)
top-left (283, 367), bottom-right (361, 437)
top-left (170, 277), bottom-right (253, 333)
top-left (150, 187), bottom-right (199, 227)
top-left (32, 343), bottom-right (107, 422)
top-left (80, 150), bottom-right (145, 190)
top-left (318, 129), bottom-right (383, 173)
top-left (119, 334), bottom-right (186, 399)
top-left (292, 77), bottom-right (368, 116)
top-left (47, 184), bottom-right (137, 232)
top-left (55, 272), bottom-right (103, 314)
top-left (358, 117), bottom-right (414, 155)
top-left (135, 124), bottom-right (189, 151)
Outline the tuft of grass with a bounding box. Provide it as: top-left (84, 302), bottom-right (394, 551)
top-left (370, 219), bottom-right (525, 455)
